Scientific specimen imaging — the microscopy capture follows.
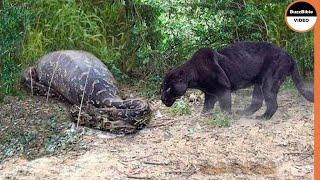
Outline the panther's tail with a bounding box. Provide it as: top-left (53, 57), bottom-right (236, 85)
top-left (290, 62), bottom-right (314, 102)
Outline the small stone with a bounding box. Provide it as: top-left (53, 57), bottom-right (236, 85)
top-left (188, 93), bottom-right (198, 102)
top-left (196, 122), bottom-right (202, 130)
top-left (155, 110), bottom-right (163, 118)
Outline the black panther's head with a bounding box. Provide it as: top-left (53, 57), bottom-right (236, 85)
top-left (160, 68), bottom-right (188, 107)
top-left (161, 48), bottom-right (232, 107)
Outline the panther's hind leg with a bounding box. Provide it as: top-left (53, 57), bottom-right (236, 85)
top-left (257, 68), bottom-right (287, 119)
top-left (238, 84), bottom-right (263, 116)
top-left (217, 90), bottom-right (232, 113)
top-left (257, 81), bottom-right (279, 119)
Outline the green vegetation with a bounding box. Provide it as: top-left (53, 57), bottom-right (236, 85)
top-left (0, 0), bottom-right (314, 96)
top-left (0, 99), bottom-right (84, 161)
top-left (0, 118), bottom-right (82, 160)
top-left (208, 110), bottom-right (232, 128)
top-left (167, 99), bottom-right (192, 116)
top-left (0, 0), bottom-right (31, 95)
top-left (281, 79), bottom-right (295, 91)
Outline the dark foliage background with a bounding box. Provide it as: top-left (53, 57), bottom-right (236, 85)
top-left (0, 0), bottom-right (314, 97)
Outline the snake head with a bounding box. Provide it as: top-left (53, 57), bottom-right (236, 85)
top-left (21, 66), bottom-right (38, 88)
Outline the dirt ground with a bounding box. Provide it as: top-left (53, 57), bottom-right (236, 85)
top-left (0, 89), bottom-right (314, 179)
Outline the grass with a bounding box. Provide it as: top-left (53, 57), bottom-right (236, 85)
top-left (208, 109), bottom-right (232, 128)
top-left (0, 98), bottom-right (85, 161)
top-left (281, 79), bottom-right (295, 91)
top-left (0, 0), bottom-right (31, 96)
top-left (166, 99), bottom-right (192, 116)
top-left (1, 0), bottom-right (131, 96)
top-left (0, 92), bottom-right (4, 102)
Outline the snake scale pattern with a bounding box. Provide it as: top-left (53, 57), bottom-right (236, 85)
top-left (21, 50), bottom-right (151, 134)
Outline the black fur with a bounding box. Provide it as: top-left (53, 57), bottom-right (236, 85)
top-left (160, 42), bottom-right (313, 119)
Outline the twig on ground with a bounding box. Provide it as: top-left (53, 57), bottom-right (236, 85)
top-left (148, 118), bottom-right (177, 128)
top-left (165, 170), bottom-right (196, 175)
top-left (127, 175), bottom-right (151, 179)
top-left (143, 161), bottom-right (170, 166)
top-left (29, 68), bottom-right (33, 96)
top-left (121, 154), bottom-right (156, 163)
top-left (77, 65), bottom-right (92, 128)
top-left (46, 59), bottom-right (60, 104)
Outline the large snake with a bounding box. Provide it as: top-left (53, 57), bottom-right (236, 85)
top-left (20, 50), bottom-right (151, 134)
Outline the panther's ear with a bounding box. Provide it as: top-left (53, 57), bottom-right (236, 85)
top-left (212, 52), bottom-right (231, 89)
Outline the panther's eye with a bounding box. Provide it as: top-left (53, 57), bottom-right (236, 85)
top-left (166, 88), bottom-right (171, 93)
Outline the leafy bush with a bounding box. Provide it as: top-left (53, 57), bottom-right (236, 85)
top-left (141, 0), bottom-right (313, 73)
top-left (208, 110), bottom-right (232, 128)
top-left (167, 99), bottom-right (192, 116)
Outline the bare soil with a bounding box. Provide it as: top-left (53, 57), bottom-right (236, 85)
top-left (0, 89), bottom-right (314, 179)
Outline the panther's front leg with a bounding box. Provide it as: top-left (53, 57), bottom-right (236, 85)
top-left (202, 93), bottom-right (218, 114)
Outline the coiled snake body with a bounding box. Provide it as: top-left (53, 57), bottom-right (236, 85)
top-left (21, 50), bottom-right (151, 133)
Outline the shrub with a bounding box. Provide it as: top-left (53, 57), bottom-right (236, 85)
top-left (167, 99), bottom-right (192, 116)
top-left (208, 110), bottom-right (232, 128)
